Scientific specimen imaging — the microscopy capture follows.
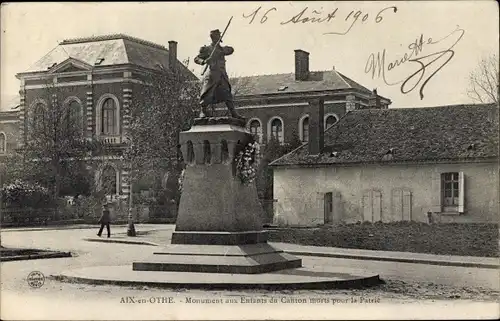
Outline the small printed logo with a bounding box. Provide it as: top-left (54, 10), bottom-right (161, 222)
top-left (27, 271), bottom-right (45, 288)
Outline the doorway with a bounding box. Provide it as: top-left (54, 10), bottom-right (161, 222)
top-left (324, 192), bottom-right (333, 224)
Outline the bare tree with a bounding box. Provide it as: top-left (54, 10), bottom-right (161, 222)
top-left (230, 74), bottom-right (254, 97)
top-left (467, 53), bottom-right (499, 104)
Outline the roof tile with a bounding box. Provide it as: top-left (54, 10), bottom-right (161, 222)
top-left (271, 103), bottom-right (499, 166)
top-left (21, 34), bottom-right (193, 77)
top-left (232, 69), bottom-right (373, 96)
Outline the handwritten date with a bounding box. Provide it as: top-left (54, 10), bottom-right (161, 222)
top-left (243, 6), bottom-right (398, 35)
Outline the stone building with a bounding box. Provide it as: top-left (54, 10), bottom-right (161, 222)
top-left (227, 49), bottom-right (391, 145)
top-left (211, 48), bottom-right (391, 223)
top-left (14, 34), bottom-right (197, 201)
top-left (12, 34), bottom-right (394, 223)
top-left (270, 102), bottom-right (499, 225)
top-left (0, 109), bottom-right (20, 185)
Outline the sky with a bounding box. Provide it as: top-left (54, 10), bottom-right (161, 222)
top-left (1, 1), bottom-right (498, 110)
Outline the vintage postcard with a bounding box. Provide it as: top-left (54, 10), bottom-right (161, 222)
top-left (0, 1), bottom-right (499, 320)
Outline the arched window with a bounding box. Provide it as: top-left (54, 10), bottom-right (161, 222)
top-left (248, 119), bottom-right (262, 143)
top-left (325, 114), bottom-right (338, 130)
top-left (102, 98), bottom-right (117, 135)
top-left (0, 133), bottom-right (6, 154)
top-left (270, 118), bottom-right (283, 144)
top-left (68, 100), bottom-right (81, 131)
top-left (101, 165), bottom-right (117, 195)
top-left (300, 116), bottom-right (309, 143)
top-left (32, 103), bottom-right (46, 133)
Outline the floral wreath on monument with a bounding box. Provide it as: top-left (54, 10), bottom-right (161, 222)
top-left (234, 139), bottom-right (261, 185)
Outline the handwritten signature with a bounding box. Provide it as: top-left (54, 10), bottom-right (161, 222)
top-left (243, 6), bottom-right (398, 36)
top-left (365, 26), bottom-right (465, 99)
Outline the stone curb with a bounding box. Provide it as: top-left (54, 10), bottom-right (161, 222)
top-left (51, 273), bottom-right (383, 290)
top-left (2, 225), bottom-right (169, 233)
top-left (83, 238), bottom-right (159, 246)
top-left (82, 237), bottom-right (499, 269)
top-left (283, 251), bottom-right (500, 270)
top-left (1, 251), bottom-right (72, 262)
top-left (2, 226), bottom-right (104, 232)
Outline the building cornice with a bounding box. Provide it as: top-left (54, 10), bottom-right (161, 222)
top-left (234, 88), bottom-right (391, 105)
top-left (16, 64), bottom-right (162, 80)
top-left (23, 78), bottom-right (144, 90)
top-left (227, 100), bottom-right (368, 111)
top-left (270, 157), bottom-right (499, 169)
top-left (0, 119), bottom-right (19, 124)
top-left (60, 34), bottom-right (168, 51)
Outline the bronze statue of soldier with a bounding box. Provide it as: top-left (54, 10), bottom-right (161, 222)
top-left (194, 29), bottom-right (243, 119)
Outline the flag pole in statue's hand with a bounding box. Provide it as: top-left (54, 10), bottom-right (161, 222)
top-left (201, 16), bottom-right (233, 76)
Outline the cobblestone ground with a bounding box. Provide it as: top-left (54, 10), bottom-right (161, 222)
top-left (1, 226), bottom-right (499, 319)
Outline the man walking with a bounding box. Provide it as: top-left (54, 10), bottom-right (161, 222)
top-left (194, 29), bottom-right (243, 119)
top-left (97, 203), bottom-right (111, 238)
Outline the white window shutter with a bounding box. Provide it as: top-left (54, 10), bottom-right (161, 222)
top-left (362, 190), bottom-right (372, 222)
top-left (392, 188), bottom-right (403, 220)
top-left (430, 171), bottom-right (441, 213)
top-left (402, 189), bottom-right (412, 221)
top-left (333, 191), bottom-right (342, 222)
top-left (458, 172), bottom-right (465, 213)
top-left (316, 192), bottom-right (325, 224)
top-left (373, 190), bottom-right (382, 222)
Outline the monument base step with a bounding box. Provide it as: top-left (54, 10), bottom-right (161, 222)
top-left (171, 230), bottom-right (268, 245)
top-left (133, 243), bottom-right (302, 274)
top-left (57, 265), bottom-right (382, 290)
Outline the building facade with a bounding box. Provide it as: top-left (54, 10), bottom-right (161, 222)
top-left (0, 110), bottom-right (20, 186)
top-left (15, 34), bottom-right (196, 200)
top-left (226, 49), bottom-right (391, 145)
top-left (271, 103), bottom-right (499, 225)
top-left (12, 34), bottom-right (396, 223)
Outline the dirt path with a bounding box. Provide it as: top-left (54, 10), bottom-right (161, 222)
top-left (1, 226), bottom-right (499, 320)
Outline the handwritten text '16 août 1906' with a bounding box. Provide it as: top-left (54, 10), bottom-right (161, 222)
top-left (242, 5), bottom-right (398, 36)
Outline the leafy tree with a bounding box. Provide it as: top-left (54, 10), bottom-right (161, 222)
top-left (124, 66), bottom-right (199, 234)
top-left (1, 179), bottom-right (53, 208)
top-left (19, 81), bottom-right (103, 219)
top-left (1, 153), bottom-right (24, 185)
top-left (256, 131), bottom-right (302, 203)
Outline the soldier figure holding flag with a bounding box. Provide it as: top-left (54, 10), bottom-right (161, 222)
top-left (194, 26), bottom-right (243, 119)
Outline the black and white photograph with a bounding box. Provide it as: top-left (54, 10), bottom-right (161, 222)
top-left (0, 1), bottom-right (498, 320)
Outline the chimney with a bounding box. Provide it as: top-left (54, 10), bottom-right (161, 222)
top-left (368, 88), bottom-right (381, 109)
top-left (168, 40), bottom-right (178, 71)
top-left (294, 49), bottom-right (310, 81)
top-left (308, 98), bottom-right (325, 155)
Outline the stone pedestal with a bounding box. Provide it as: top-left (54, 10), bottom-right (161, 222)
top-left (133, 117), bottom-right (302, 274)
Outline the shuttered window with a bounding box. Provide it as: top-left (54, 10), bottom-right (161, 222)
top-left (431, 171), bottom-right (465, 214)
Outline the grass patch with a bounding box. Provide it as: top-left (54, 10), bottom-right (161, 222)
top-left (267, 222), bottom-right (499, 257)
top-left (0, 248), bottom-right (47, 257)
top-left (0, 246), bottom-right (71, 261)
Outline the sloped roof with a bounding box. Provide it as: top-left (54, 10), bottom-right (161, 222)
top-left (0, 94), bottom-right (20, 111)
top-left (271, 103), bottom-right (499, 167)
top-left (232, 69), bottom-right (374, 97)
top-left (0, 109), bottom-right (19, 121)
top-left (21, 34), bottom-right (194, 77)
